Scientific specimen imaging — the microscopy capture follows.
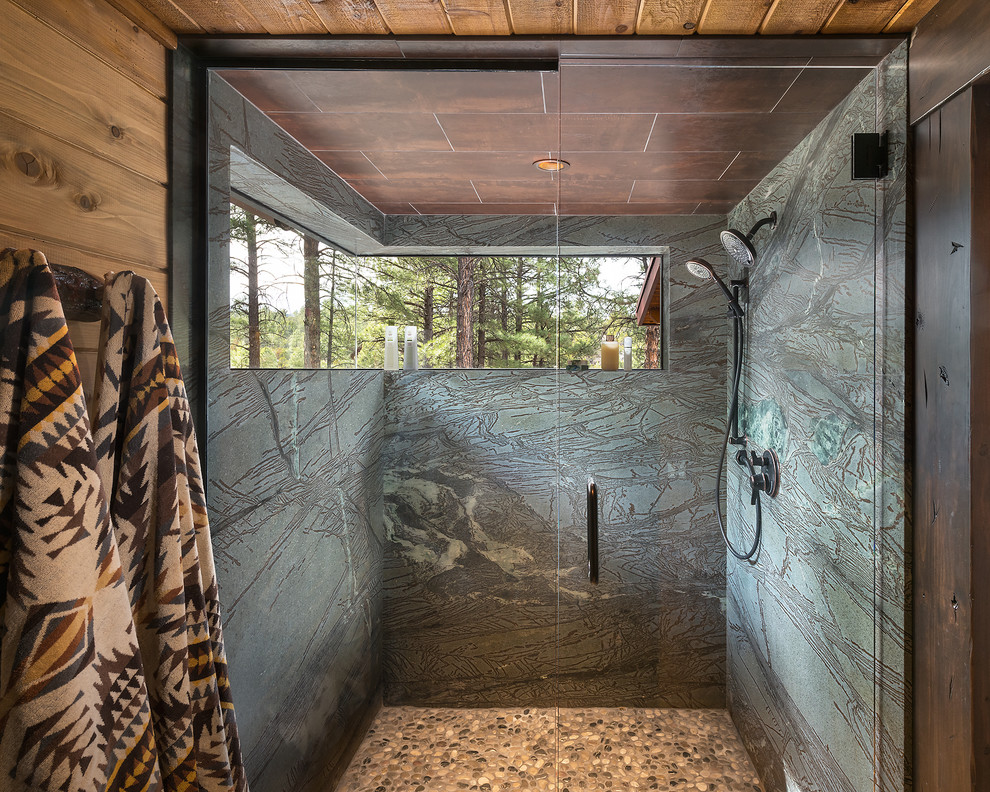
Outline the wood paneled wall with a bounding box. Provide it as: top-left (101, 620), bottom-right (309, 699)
top-left (0, 0), bottom-right (169, 396)
top-left (913, 82), bottom-right (990, 792)
top-left (913, 88), bottom-right (973, 792)
top-left (910, 2), bottom-right (990, 789)
top-left (909, 0), bottom-right (990, 122)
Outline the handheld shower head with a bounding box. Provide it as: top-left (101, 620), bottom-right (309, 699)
top-left (686, 259), bottom-right (715, 281)
top-left (686, 258), bottom-right (743, 318)
top-left (721, 211), bottom-right (777, 268)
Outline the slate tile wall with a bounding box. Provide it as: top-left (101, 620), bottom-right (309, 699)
top-left (382, 249), bottom-right (730, 708)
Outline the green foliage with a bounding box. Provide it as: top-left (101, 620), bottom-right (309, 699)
top-left (229, 206), bottom-right (657, 370)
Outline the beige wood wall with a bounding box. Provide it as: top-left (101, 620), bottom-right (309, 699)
top-left (0, 0), bottom-right (169, 395)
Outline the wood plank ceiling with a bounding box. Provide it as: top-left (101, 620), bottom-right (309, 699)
top-left (136, 0), bottom-right (938, 36)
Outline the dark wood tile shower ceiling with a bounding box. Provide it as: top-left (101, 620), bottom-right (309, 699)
top-left (220, 59), bottom-right (883, 215)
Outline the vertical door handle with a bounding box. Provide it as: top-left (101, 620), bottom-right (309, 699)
top-left (587, 479), bottom-right (599, 585)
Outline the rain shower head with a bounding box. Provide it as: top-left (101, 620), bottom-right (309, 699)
top-left (720, 230), bottom-right (758, 268)
top-left (686, 258), bottom-right (744, 318)
top-left (721, 211), bottom-right (778, 268)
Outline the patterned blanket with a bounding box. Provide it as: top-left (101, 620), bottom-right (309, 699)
top-left (0, 248), bottom-right (164, 792)
top-left (90, 272), bottom-right (247, 792)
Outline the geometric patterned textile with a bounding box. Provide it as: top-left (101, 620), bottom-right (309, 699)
top-left (0, 248), bottom-right (164, 792)
top-left (90, 272), bottom-right (248, 792)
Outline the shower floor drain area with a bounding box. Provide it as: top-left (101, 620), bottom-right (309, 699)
top-left (335, 706), bottom-right (763, 792)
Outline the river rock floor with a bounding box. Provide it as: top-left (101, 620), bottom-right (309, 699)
top-left (335, 707), bottom-right (763, 791)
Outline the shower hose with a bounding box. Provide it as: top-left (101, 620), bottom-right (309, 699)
top-left (715, 311), bottom-right (762, 561)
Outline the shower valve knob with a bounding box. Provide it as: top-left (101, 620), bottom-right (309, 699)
top-left (740, 449), bottom-right (782, 502)
top-left (754, 450), bottom-right (781, 499)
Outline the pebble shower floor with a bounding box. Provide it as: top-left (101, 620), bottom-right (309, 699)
top-left (335, 706), bottom-right (764, 791)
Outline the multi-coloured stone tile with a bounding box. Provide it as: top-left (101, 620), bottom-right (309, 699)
top-left (336, 707), bottom-right (763, 791)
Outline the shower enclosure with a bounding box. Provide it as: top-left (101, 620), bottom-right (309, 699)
top-left (185, 38), bottom-right (908, 792)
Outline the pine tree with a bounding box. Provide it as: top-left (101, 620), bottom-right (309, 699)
top-left (456, 256), bottom-right (475, 368)
top-left (303, 235), bottom-right (321, 368)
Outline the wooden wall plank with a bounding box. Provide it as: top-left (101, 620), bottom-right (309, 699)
top-left (913, 88), bottom-right (975, 792)
top-left (505, 0), bottom-right (573, 33)
top-left (910, 0), bottom-right (990, 124)
top-left (822, 0), bottom-right (905, 33)
top-left (373, 0), bottom-right (455, 33)
top-left (1, 0), bottom-right (169, 399)
top-left (445, 0), bottom-right (513, 34)
top-left (0, 112), bottom-right (167, 267)
top-left (760, 0), bottom-right (840, 34)
top-left (882, 0), bottom-right (941, 32)
top-left (697, 0), bottom-right (772, 34)
top-left (309, 0), bottom-right (390, 34)
top-left (970, 81), bottom-right (990, 792)
top-left (11, 0), bottom-right (166, 99)
top-left (636, 0), bottom-right (707, 34)
top-left (102, 0), bottom-right (178, 47)
top-left (0, 230), bottom-right (168, 283)
top-left (575, 0), bottom-right (639, 34)
top-left (1, 2), bottom-right (166, 184)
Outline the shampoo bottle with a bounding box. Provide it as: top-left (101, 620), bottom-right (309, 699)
top-left (623, 337), bottom-right (632, 371)
top-left (403, 326), bottom-right (419, 371)
top-left (601, 334), bottom-right (620, 371)
top-left (384, 326), bottom-right (399, 370)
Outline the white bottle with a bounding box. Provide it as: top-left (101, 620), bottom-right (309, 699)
top-left (623, 337), bottom-right (633, 371)
top-left (384, 326), bottom-right (399, 371)
top-left (403, 326), bottom-right (418, 371)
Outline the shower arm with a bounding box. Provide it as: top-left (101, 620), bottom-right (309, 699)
top-left (746, 212), bottom-right (777, 241)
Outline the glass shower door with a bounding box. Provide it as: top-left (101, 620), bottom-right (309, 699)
top-left (547, 56), bottom-right (734, 792)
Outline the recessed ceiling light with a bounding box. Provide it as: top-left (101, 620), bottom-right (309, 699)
top-left (533, 158), bottom-right (569, 172)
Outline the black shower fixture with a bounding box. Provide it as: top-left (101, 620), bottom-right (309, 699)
top-left (685, 258), bottom-right (744, 318)
top-left (720, 211), bottom-right (777, 269)
top-left (685, 256), bottom-right (780, 562)
top-left (851, 131), bottom-right (889, 179)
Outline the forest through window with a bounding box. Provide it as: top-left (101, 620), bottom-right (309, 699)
top-left (229, 205), bottom-right (662, 369)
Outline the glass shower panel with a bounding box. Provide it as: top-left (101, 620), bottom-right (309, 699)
top-left (723, 66), bottom-right (888, 792)
top-left (369, 64), bottom-right (566, 792)
top-left (204, 65), bottom-right (566, 791)
top-left (205, 76), bottom-right (388, 792)
top-left (551, 51), bottom-right (899, 792)
top-left (551, 61), bottom-right (722, 791)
